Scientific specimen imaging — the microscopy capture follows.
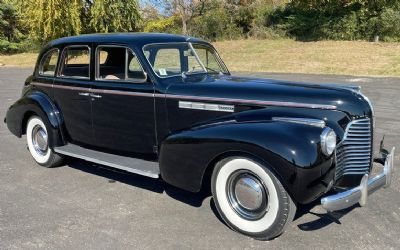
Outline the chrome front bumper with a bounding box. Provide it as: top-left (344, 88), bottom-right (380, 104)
top-left (321, 147), bottom-right (395, 211)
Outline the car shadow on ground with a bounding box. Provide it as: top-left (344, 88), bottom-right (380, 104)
top-left (294, 195), bottom-right (359, 231)
top-left (67, 158), bottom-right (358, 231)
top-left (66, 159), bottom-right (210, 208)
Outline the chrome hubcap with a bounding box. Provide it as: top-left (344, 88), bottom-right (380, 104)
top-left (227, 170), bottom-right (269, 220)
top-left (32, 125), bottom-right (48, 156)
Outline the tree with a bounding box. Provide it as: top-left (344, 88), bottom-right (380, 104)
top-left (17, 0), bottom-right (82, 44)
top-left (175, 0), bottom-right (205, 35)
top-left (88, 0), bottom-right (141, 33)
top-left (0, 0), bottom-right (28, 54)
top-left (162, 0), bottom-right (206, 35)
top-left (0, 0), bottom-right (24, 42)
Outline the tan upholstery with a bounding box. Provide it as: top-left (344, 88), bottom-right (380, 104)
top-left (104, 75), bottom-right (120, 80)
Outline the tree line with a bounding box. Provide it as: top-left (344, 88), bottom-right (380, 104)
top-left (1, 0), bottom-right (400, 54)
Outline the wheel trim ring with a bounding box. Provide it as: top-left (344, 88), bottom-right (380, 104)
top-left (31, 125), bottom-right (48, 156)
top-left (215, 158), bottom-right (280, 233)
top-left (227, 170), bottom-right (270, 221)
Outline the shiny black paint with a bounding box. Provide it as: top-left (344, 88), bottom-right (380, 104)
top-left (5, 33), bottom-right (374, 205)
top-left (53, 77), bottom-right (93, 145)
top-left (6, 88), bottom-right (64, 147)
top-left (164, 74), bottom-right (372, 120)
top-left (159, 106), bottom-right (350, 203)
top-left (90, 80), bottom-right (156, 155)
top-left (160, 119), bottom-right (337, 204)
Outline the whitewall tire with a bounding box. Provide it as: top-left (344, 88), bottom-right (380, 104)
top-left (211, 157), bottom-right (296, 240)
top-left (26, 116), bottom-right (63, 168)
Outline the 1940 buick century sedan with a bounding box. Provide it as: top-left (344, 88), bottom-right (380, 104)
top-left (5, 33), bottom-right (395, 240)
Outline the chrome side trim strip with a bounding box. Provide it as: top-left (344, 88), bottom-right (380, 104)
top-left (32, 82), bottom-right (337, 110)
top-left (32, 82), bottom-right (89, 92)
top-left (32, 82), bottom-right (155, 97)
top-left (32, 82), bottom-right (51, 88)
top-left (179, 101), bottom-right (234, 112)
top-left (93, 88), bottom-right (154, 98)
top-left (166, 94), bottom-right (336, 110)
top-left (272, 117), bottom-right (326, 128)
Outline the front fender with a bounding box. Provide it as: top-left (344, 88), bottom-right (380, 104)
top-left (5, 91), bottom-right (64, 147)
top-left (159, 120), bottom-right (335, 204)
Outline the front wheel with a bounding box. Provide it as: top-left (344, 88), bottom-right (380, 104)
top-left (26, 116), bottom-right (64, 168)
top-left (211, 157), bottom-right (296, 240)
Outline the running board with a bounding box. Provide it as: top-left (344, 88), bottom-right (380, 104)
top-left (54, 144), bottom-right (159, 178)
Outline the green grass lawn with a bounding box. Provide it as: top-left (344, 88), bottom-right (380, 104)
top-left (215, 39), bottom-right (400, 77)
top-left (0, 53), bottom-right (38, 68)
top-left (1, 39), bottom-right (400, 76)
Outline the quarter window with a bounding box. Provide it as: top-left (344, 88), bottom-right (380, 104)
top-left (39, 49), bottom-right (59, 76)
top-left (60, 46), bottom-right (90, 79)
top-left (192, 44), bottom-right (222, 73)
top-left (96, 46), bottom-right (147, 82)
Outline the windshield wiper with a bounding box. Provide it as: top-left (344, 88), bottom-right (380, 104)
top-left (204, 67), bottom-right (223, 75)
top-left (181, 68), bottom-right (223, 79)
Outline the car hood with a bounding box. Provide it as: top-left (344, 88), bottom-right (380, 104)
top-left (166, 75), bottom-right (373, 118)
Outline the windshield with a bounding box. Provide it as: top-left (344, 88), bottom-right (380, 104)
top-left (143, 42), bottom-right (229, 78)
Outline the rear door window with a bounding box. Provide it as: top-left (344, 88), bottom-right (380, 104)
top-left (59, 46), bottom-right (90, 79)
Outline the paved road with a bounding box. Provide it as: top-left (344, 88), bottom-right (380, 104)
top-left (1, 68), bottom-right (399, 250)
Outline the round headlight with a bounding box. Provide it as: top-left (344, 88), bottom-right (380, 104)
top-left (321, 128), bottom-right (337, 156)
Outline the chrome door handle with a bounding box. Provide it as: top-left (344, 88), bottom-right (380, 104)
top-left (90, 93), bottom-right (102, 98)
top-left (78, 92), bottom-right (90, 96)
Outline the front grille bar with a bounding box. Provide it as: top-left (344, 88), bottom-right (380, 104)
top-left (335, 118), bottom-right (372, 179)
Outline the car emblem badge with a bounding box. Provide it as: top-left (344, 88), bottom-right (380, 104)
top-left (179, 101), bottom-right (234, 112)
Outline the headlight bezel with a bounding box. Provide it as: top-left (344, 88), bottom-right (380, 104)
top-left (320, 127), bottom-right (337, 156)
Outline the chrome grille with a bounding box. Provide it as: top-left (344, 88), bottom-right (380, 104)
top-left (335, 118), bottom-right (372, 179)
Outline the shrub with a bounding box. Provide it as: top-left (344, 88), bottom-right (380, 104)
top-left (373, 7), bottom-right (400, 42)
top-left (143, 15), bottom-right (181, 34)
top-left (189, 8), bottom-right (243, 41)
top-left (266, 2), bottom-right (400, 41)
top-left (323, 12), bottom-right (359, 40)
top-left (0, 39), bottom-right (22, 54)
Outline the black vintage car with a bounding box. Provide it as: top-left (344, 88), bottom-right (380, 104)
top-left (5, 33), bottom-right (395, 240)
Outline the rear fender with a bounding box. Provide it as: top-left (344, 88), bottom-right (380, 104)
top-left (6, 91), bottom-right (65, 147)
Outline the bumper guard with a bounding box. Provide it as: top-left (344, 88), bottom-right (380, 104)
top-left (321, 147), bottom-right (395, 211)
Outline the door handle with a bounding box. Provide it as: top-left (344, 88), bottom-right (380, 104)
top-left (90, 93), bottom-right (102, 98)
top-left (78, 92), bottom-right (89, 96)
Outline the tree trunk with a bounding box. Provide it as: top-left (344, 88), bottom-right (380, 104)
top-left (181, 15), bottom-right (188, 35)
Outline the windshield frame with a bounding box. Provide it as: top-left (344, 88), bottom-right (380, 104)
top-left (142, 42), bottom-right (230, 79)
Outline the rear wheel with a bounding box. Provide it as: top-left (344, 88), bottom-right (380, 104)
top-left (26, 116), bottom-right (63, 167)
top-left (211, 157), bottom-right (296, 240)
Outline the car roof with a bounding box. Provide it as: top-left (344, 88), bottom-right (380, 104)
top-left (46, 33), bottom-right (207, 48)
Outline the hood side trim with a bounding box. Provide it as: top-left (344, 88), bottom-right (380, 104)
top-left (163, 94), bottom-right (337, 110)
top-left (272, 117), bottom-right (326, 128)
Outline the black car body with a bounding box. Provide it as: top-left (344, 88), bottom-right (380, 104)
top-left (5, 33), bottom-right (395, 240)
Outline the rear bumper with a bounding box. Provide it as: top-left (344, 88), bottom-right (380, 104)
top-left (321, 147), bottom-right (395, 211)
